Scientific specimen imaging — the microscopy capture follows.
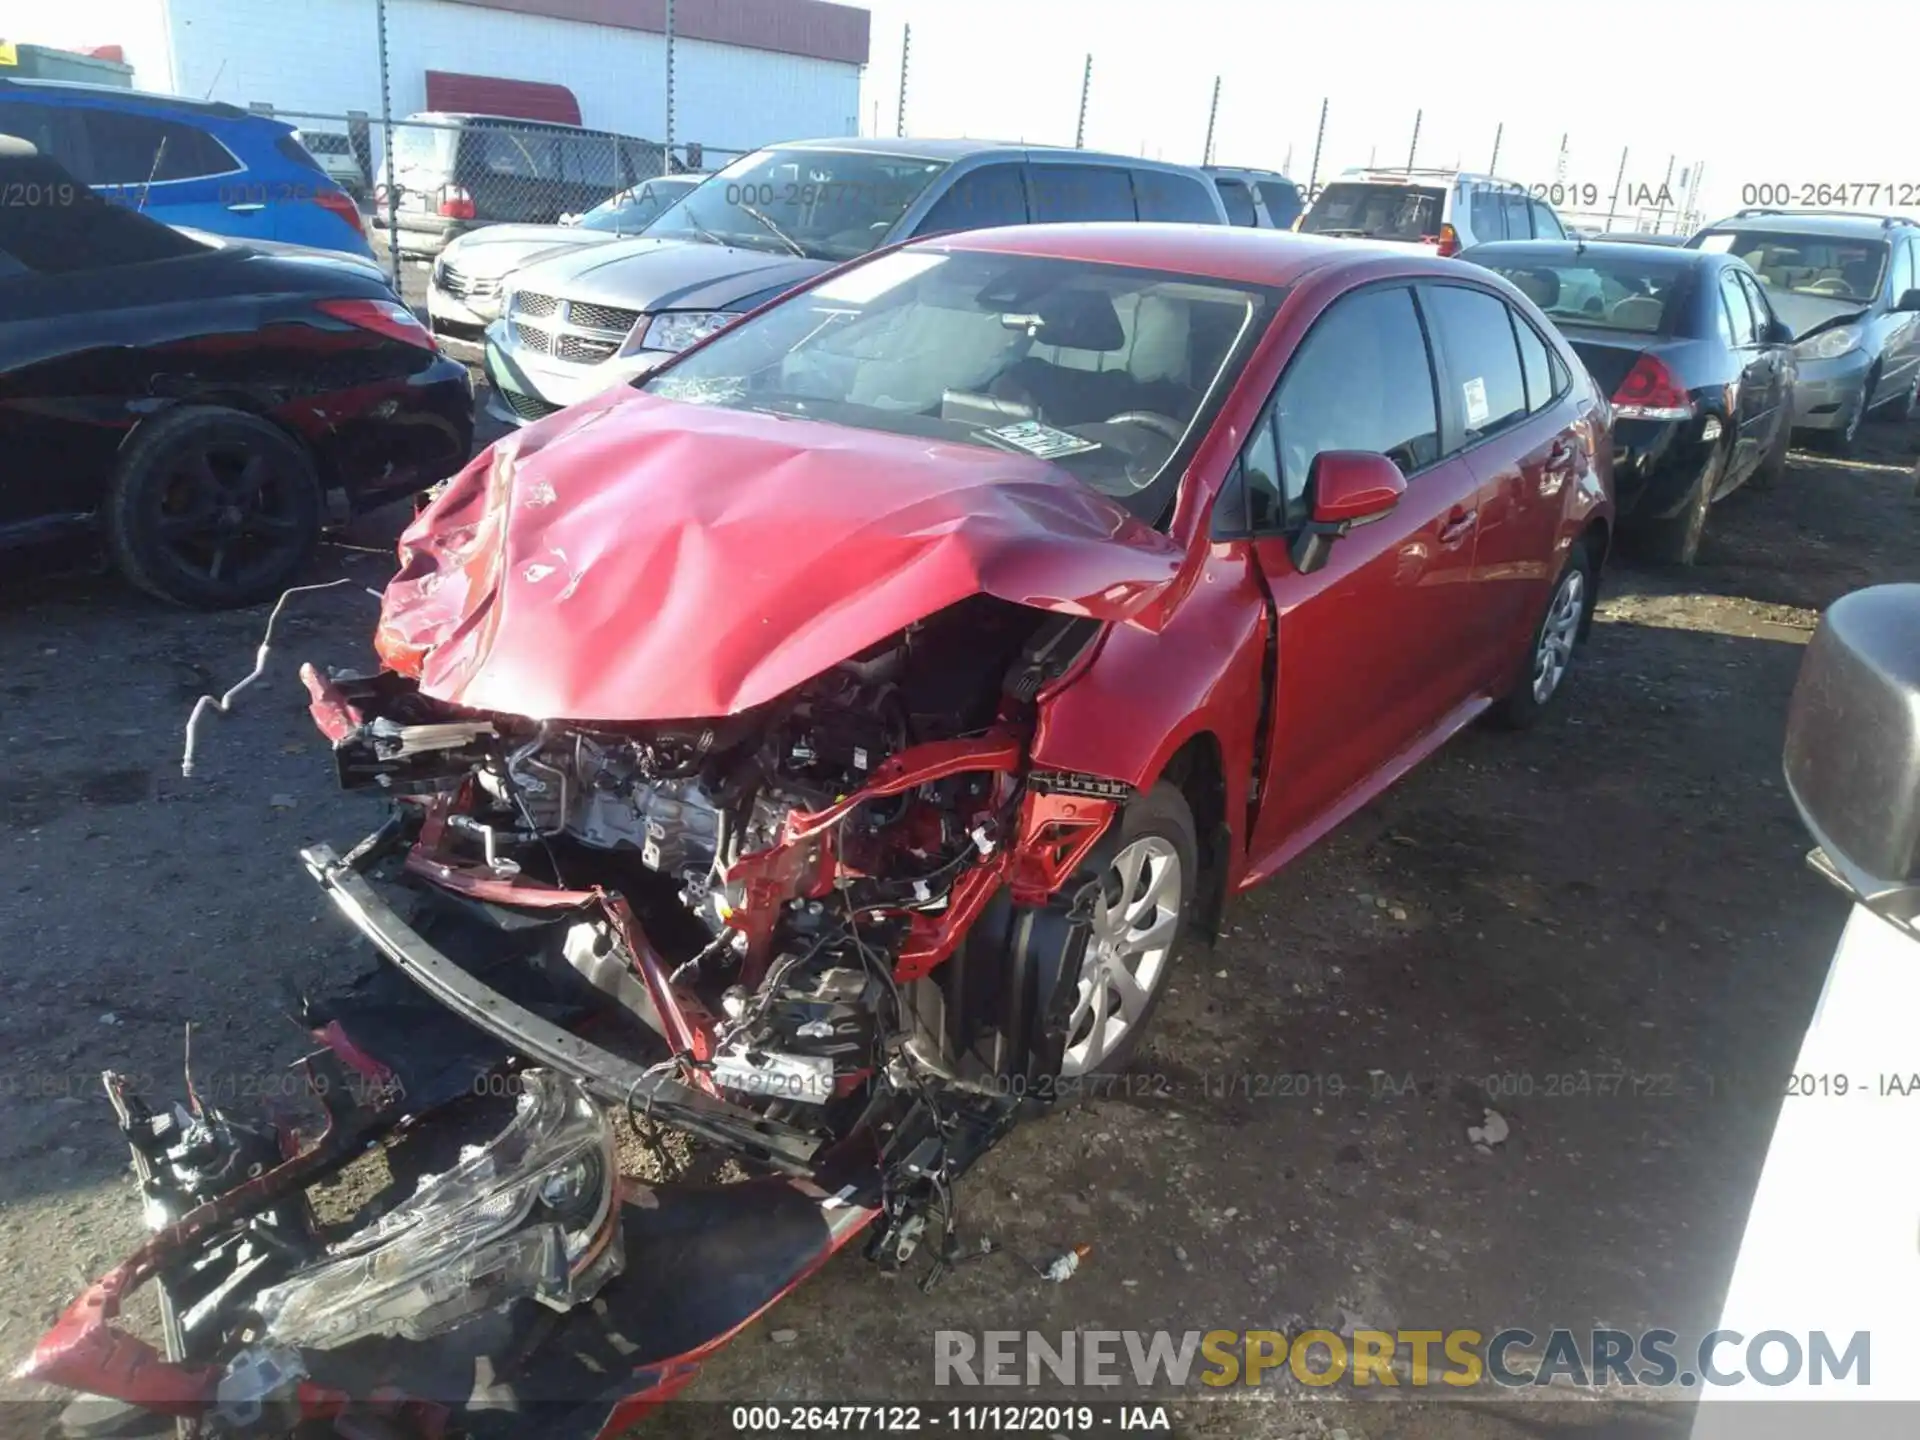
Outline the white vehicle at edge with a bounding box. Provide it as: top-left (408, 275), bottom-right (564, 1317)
top-left (1297, 166), bottom-right (1572, 256)
top-left (1693, 582), bottom-right (1920, 1438)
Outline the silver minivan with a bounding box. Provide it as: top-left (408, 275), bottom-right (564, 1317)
top-left (1686, 211), bottom-right (1920, 455)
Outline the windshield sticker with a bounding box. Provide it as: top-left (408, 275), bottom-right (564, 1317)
top-left (1696, 233), bottom-right (1736, 253)
top-left (1463, 376), bottom-right (1490, 428)
top-left (987, 421), bottom-right (1103, 460)
top-left (813, 251), bottom-right (948, 305)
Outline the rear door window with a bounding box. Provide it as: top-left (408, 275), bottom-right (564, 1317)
top-left (81, 110), bottom-right (236, 184)
top-left (1271, 285), bottom-right (1442, 518)
top-left (1719, 269), bottom-right (1760, 345)
top-left (1255, 179), bottom-right (1302, 229)
top-left (1530, 200), bottom-right (1565, 240)
top-left (1512, 312), bottom-right (1558, 413)
top-left (913, 161), bottom-right (1028, 236)
top-left (1030, 164), bottom-right (1136, 222)
top-left (1422, 283), bottom-right (1530, 444)
top-left (1135, 168), bottom-right (1220, 223)
top-left (478, 127), bottom-right (563, 180)
top-left (1300, 182), bottom-right (1445, 241)
top-left (1469, 189), bottom-right (1506, 241)
top-left (1214, 178), bottom-right (1259, 227)
top-left (1500, 191), bottom-right (1533, 241)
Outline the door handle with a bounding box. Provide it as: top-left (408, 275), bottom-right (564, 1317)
top-left (225, 202), bottom-right (266, 213)
top-left (1438, 507), bottom-right (1477, 544)
top-left (1544, 440), bottom-right (1577, 472)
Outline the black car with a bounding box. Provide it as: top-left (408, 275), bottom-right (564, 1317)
top-left (0, 139), bottom-right (473, 607)
top-left (1463, 238), bottom-right (1796, 564)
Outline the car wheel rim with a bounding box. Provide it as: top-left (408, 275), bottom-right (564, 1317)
top-left (1060, 835), bottom-right (1182, 1078)
top-left (154, 441), bottom-right (306, 589)
top-left (1531, 569), bottom-right (1584, 705)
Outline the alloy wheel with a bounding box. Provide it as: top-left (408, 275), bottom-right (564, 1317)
top-left (1531, 569), bottom-right (1585, 705)
top-left (1060, 836), bottom-right (1183, 1077)
top-left (154, 439), bottom-right (309, 589)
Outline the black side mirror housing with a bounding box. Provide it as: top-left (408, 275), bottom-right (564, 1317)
top-left (1894, 288), bottom-right (1920, 315)
top-left (1765, 318), bottom-right (1796, 346)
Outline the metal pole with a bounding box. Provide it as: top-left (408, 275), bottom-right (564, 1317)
top-left (1606, 144), bottom-right (1628, 230)
top-left (376, 0), bottom-right (399, 291)
top-left (1282, 142), bottom-right (1293, 173)
top-left (1201, 76), bottom-right (1220, 165)
top-left (1685, 160), bottom-right (1705, 234)
top-left (1074, 54), bottom-right (1091, 148)
top-left (1406, 108), bottom-right (1421, 171)
top-left (896, 24), bottom-right (910, 138)
top-left (1554, 132), bottom-right (1568, 184)
top-left (1652, 153), bottom-right (1676, 232)
top-left (664, 0), bottom-right (676, 171)
top-left (1489, 121), bottom-right (1503, 175)
top-left (1306, 97), bottom-right (1327, 195)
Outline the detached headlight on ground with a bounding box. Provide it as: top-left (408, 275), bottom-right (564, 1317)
top-left (1794, 324), bottom-right (1863, 361)
top-left (626, 310), bottom-right (734, 356)
top-left (250, 1070), bottom-right (622, 1348)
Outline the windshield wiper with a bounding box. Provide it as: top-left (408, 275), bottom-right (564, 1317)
top-left (671, 203), bottom-right (729, 248)
top-left (736, 202), bottom-right (809, 258)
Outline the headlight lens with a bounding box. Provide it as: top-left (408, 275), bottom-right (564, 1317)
top-left (1793, 324), bottom-right (1863, 361)
top-left (626, 309), bottom-right (734, 356)
top-left (250, 1070), bottom-right (622, 1349)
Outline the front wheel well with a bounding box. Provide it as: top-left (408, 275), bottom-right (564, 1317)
top-left (1158, 733), bottom-right (1229, 944)
top-left (1576, 518), bottom-right (1610, 636)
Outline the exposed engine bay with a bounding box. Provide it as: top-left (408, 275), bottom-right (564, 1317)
top-left (24, 596), bottom-right (1144, 1438)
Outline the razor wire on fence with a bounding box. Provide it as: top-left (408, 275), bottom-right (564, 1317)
top-left (253, 106), bottom-right (749, 286)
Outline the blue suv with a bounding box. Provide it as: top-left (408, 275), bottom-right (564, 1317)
top-left (0, 79), bottom-right (373, 258)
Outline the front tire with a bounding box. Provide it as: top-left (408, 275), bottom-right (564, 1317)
top-left (1018, 783), bottom-right (1197, 1091)
top-left (1491, 539), bottom-right (1593, 730)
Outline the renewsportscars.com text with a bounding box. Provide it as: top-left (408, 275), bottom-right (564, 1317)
top-left (933, 1328), bottom-right (1871, 1390)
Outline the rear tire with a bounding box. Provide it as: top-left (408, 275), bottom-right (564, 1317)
top-left (1637, 443), bottom-right (1723, 565)
top-left (1491, 539), bottom-right (1593, 731)
top-left (105, 407), bottom-right (323, 609)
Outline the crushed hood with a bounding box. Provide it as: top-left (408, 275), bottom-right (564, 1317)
top-left (377, 390), bottom-right (1186, 722)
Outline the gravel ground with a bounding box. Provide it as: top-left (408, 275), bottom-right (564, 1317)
top-left (2, 409), bottom-right (1916, 1439)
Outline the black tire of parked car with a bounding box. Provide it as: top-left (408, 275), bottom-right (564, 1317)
top-left (1490, 537), bottom-right (1595, 731)
top-left (1638, 440), bottom-right (1726, 566)
top-left (105, 406), bottom-right (324, 609)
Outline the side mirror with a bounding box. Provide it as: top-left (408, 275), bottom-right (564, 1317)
top-left (1895, 288), bottom-right (1920, 314)
top-left (1290, 451), bottom-right (1406, 575)
top-left (1765, 318), bottom-right (1796, 346)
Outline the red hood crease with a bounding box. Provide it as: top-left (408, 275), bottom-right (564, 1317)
top-left (377, 390), bottom-right (1187, 722)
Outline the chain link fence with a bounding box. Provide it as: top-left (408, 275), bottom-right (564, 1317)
top-left (254, 106), bottom-right (748, 289)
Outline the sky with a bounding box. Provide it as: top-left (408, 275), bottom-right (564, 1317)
top-left (854, 0), bottom-right (1920, 227)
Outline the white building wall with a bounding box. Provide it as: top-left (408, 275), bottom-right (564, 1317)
top-left (0, 0), bottom-right (179, 93)
top-left (160, 0), bottom-right (859, 154)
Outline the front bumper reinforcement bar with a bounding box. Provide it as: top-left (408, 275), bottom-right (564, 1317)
top-left (301, 844), bottom-right (822, 1174)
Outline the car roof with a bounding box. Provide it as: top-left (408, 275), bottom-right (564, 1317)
top-left (0, 76), bottom-right (251, 120)
top-left (920, 221), bottom-right (1455, 287)
top-left (1334, 167), bottom-right (1509, 186)
top-left (1464, 239), bottom-right (1713, 270)
top-left (1697, 210), bottom-right (1915, 240)
top-left (769, 136), bottom-right (1209, 172)
top-left (1205, 165), bottom-right (1294, 182)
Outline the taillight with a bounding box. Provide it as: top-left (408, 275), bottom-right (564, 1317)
top-left (1434, 223), bottom-right (1461, 257)
top-left (316, 297), bottom-right (438, 352)
top-left (313, 188), bottom-right (366, 238)
top-left (1611, 353), bottom-right (1696, 421)
top-left (438, 185), bottom-right (476, 221)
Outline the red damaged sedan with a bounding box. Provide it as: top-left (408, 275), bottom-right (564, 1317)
top-left (28, 227), bottom-right (1611, 1436)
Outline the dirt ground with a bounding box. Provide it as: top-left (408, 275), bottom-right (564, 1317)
top-left (2, 408), bottom-right (1916, 1440)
